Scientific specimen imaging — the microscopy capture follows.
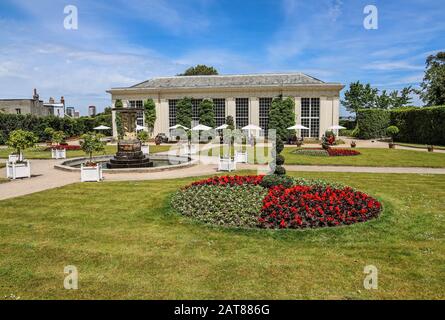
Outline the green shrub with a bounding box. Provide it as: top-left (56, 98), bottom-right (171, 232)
top-left (274, 165), bottom-right (286, 175)
top-left (339, 129), bottom-right (354, 137)
top-left (260, 175), bottom-right (295, 189)
top-left (386, 125), bottom-right (399, 142)
top-left (356, 109), bottom-right (391, 139)
top-left (390, 106), bottom-right (445, 145)
top-left (276, 154), bottom-right (285, 165)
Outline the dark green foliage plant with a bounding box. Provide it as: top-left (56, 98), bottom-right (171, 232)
top-left (356, 109), bottom-right (391, 139)
top-left (176, 97), bottom-right (193, 128)
top-left (269, 96), bottom-right (295, 141)
top-left (199, 99), bottom-right (216, 127)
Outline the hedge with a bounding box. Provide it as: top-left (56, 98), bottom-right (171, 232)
top-left (390, 106), bottom-right (445, 145)
top-left (356, 106), bottom-right (445, 144)
top-left (0, 113), bottom-right (112, 144)
top-left (356, 109), bottom-right (390, 139)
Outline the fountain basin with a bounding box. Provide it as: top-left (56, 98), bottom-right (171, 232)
top-left (55, 154), bottom-right (196, 174)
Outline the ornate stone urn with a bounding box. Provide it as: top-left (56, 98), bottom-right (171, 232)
top-left (107, 108), bottom-right (153, 169)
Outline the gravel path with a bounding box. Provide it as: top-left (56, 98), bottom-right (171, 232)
top-left (1, 156), bottom-right (445, 201)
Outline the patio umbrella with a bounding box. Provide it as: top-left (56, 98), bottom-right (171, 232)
top-left (93, 125), bottom-right (111, 130)
top-left (287, 124), bottom-right (309, 139)
top-left (136, 125), bottom-right (146, 131)
top-left (191, 124), bottom-right (212, 131)
top-left (215, 124), bottom-right (229, 130)
top-left (328, 125), bottom-right (347, 136)
top-left (169, 124), bottom-right (189, 130)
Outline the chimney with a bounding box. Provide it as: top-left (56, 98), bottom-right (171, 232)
top-left (61, 96), bottom-right (65, 106)
top-left (49, 97), bottom-right (55, 104)
top-left (33, 88), bottom-right (39, 100)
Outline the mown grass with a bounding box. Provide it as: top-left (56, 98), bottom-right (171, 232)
top-left (203, 145), bottom-right (445, 168)
top-left (0, 172), bottom-right (443, 299)
top-left (395, 142), bottom-right (445, 150)
top-left (0, 145), bottom-right (172, 159)
top-left (283, 147), bottom-right (445, 167)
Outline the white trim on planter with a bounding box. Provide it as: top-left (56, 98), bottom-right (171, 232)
top-left (80, 164), bottom-right (103, 182)
top-left (180, 144), bottom-right (198, 156)
top-left (234, 151), bottom-right (248, 163)
top-left (141, 145), bottom-right (150, 155)
top-left (8, 154), bottom-right (20, 163)
top-left (218, 157), bottom-right (236, 172)
top-left (6, 161), bottom-right (31, 179)
top-left (51, 148), bottom-right (67, 159)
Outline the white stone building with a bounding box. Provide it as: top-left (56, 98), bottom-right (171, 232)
top-left (107, 73), bottom-right (344, 139)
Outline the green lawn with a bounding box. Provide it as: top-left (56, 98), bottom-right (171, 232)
top-left (0, 145), bottom-right (172, 159)
top-left (283, 147), bottom-right (445, 167)
top-left (0, 172), bottom-right (443, 299)
top-left (395, 142), bottom-right (445, 151)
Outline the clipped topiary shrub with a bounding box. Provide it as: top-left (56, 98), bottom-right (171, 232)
top-left (356, 109), bottom-right (391, 139)
top-left (260, 174), bottom-right (295, 189)
top-left (390, 106), bottom-right (445, 145)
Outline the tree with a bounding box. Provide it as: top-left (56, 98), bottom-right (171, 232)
top-left (417, 52), bottom-right (445, 106)
top-left (143, 99), bottom-right (156, 135)
top-left (178, 65), bottom-right (219, 76)
top-left (80, 133), bottom-right (105, 164)
top-left (176, 97), bottom-right (193, 128)
top-left (268, 96), bottom-right (296, 141)
top-left (342, 81), bottom-right (378, 114)
top-left (389, 87), bottom-right (413, 109)
top-left (7, 129), bottom-right (38, 161)
top-left (45, 128), bottom-right (65, 146)
top-left (198, 99), bottom-right (215, 127)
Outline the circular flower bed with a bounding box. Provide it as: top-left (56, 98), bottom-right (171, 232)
top-left (172, 175), bottom-right (382, 229)
top-left (293, 148), bottom-right (360, 157)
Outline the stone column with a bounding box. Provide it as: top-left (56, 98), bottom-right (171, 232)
top-left (249, 97), bottom-right (259, 126)
top-left (153, 99), bottom-right (163, 136)
top-left (226, 97), bottom-right (236, 126)
top-left (332, 97), bottom-right (340, 127)
top-left (111, 99), bottom-right (118, 139)
top-left (160, 99), bottom-right (169, 134)
top-left (319, 96), bottom-right (329, 139)
top-left (294, 97), bottom-right (301, 124)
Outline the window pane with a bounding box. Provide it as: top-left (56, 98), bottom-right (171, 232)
top-left (213, 98), bottom-right (226, 127)
top-left (310, 118), bottom-right (319, 138)
top-left (311, 98), bottom-right (320, 117)
top-left (259, 98), bottom-right (272, 137)
top-left (169, 100), bottom-right (177, 127)
top-left (192, 99), bottom-right (202, 122)
top-left (301, 119), bottom-right (310, 137)
top-left (301, 98), bottom-right (310, 117)
top-left (235, 98), bottom-right (249, 129)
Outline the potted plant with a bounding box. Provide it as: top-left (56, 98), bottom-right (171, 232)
top-left (45, 128), bottom-right (67, 159)
top-left (6, 129), bottom-right (37, 179)
top-left (137, 130), bottom-right (150, 155)
top-left (427, 145), bottom-right (434, 152)
top-left (350, 140), bottom-right (357, 148)
top-left (386, 126), bottom-right (399, 149)
top-left (79, 133), bottom-right (105, 182)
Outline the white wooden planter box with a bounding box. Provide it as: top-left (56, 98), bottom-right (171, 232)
top-left (51, 148), bottom-right (66, 159)
top-left (234, 151), bottom-right (248, 163)
top-left (6, 161), bottom-right (31, 179)
top-left (218, 158), bottom-right (236, 172)
top-left (141, 145), bottom-right (150, 155)
top-left (80, 164), bottom-right (103, 182)
top-left (180, 144), bottom-right (198, 156)
top-left (8, 154), bottom-right (20, 163)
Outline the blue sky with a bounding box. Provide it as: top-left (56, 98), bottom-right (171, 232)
top-left (0, 0), bottom-right (444, 115)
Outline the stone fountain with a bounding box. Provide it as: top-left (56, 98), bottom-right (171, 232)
top-left (107, 107), bottom-right (153, 169)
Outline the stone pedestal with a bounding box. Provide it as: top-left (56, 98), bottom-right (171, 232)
top-left (107, 140), bottom-right (153, 169)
